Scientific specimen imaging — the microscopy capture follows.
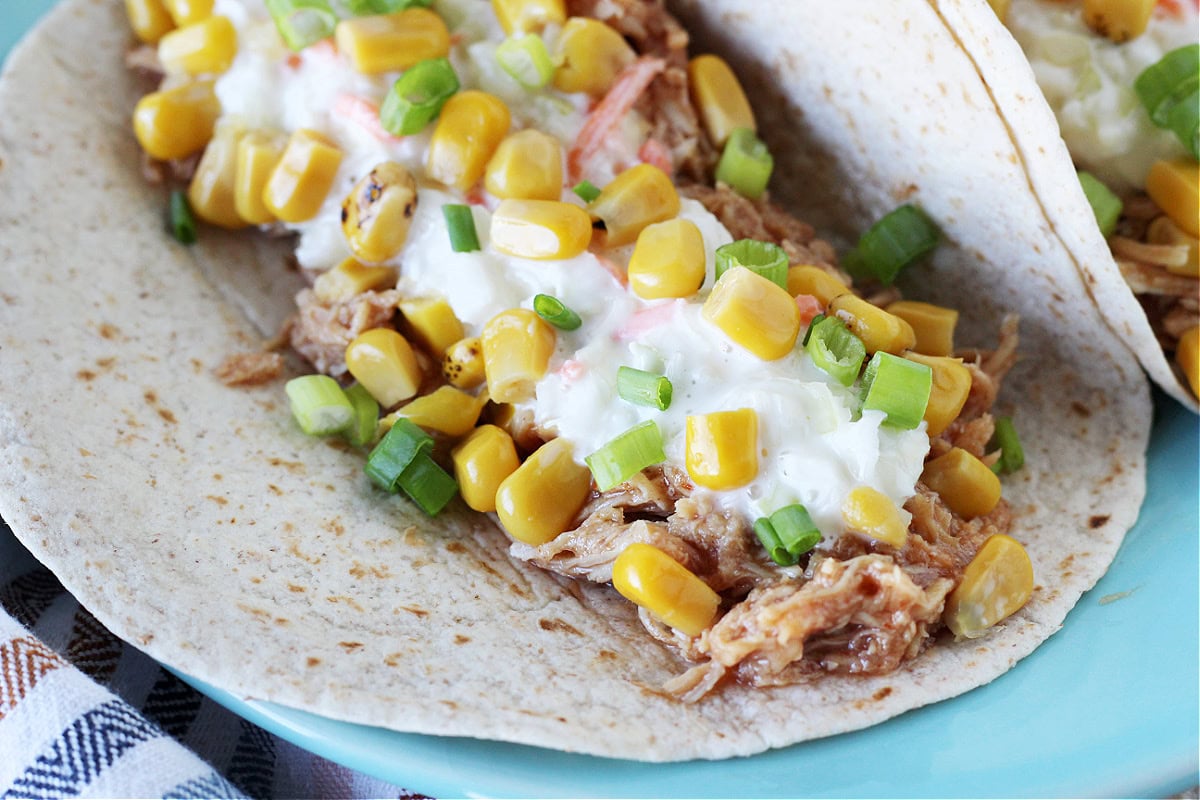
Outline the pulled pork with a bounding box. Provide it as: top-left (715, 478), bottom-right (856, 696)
top-left (289, 288), bottom-right (403, 377)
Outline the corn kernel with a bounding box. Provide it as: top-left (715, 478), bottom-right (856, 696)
top-left (612, 543), bottom-right (719, 636)
top-left (627, 219), bottom-right (706, 299)
top-left (685, 408), bottom-right (758, 490)
top-left (452, 425), bottom-right (521, 512)
top-left (335, 8), bottom-right (450, 74)
top-left (1147, 216), bottom-right (1199, 277)
top-left (399, 296), bottom-right (465, 357)
top-left (163, 0), bottom-right (212, 26)
top-left (342, 161), bottom-right (418, 263)
top-left (553, 17), bottom-right (635, 97)
top-left (427, 90), bottom-right (511, 191)
top-left (702, 267), bottom-right (801, 360)
top-left (922, 447), bottom-right (1002, 518)
top-left (313, 258), bottom-right (397, 303)
top-left (1177, 326), bottom-right (1199, 398)
top-left (481, 308), bottom-right (556, 403)
top-left (830, 294), bottom-right (916, 355)
top-left (391, 385), bottom-right (486, 437)
top-left (903, 353), bottom-right (972, 436)
top-left (841, 486), bottom-right (907, 548)
top-left (125, 0), bottom-right (176, 44)
top-left (1145, 158), bottom-right (1199, 238)
top-left (344, 328), bottom-right (422, 408)
top-left (158, 15), bottom-right (237, 75)
top-left (233, 130), bottom-right (284, 225)
top-left (263, 128), bottom-right (343, 223)
top-left (491, 0), bottom-right (565, 34)
top-left (590, 164), bottom-right (681, 247)
top-left (443, 336), bottom-right (487, 390)
top-left (495, 437), bottom-right (592, 545)
top-left (484, 130), bottom-right (563, 201)
top-left (786, 265), bottom-right (849, 305)
top-left (490, 199), bottom-right (593, 260)
top-left (688, 54), bottom-right (756, 148)
top-left (886, 300), bottom-right (959, 357)
top-left (187, 120), bottom-right (247, 229)
top-left (132, 80), bottom-right (220, 162)
top-left (1083, 0), bottom-right (1154, 42)
top-left (944, 534), bottom-right (1034, 638)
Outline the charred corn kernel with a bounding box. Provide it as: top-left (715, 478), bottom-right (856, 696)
top-left (344, 328), bottom-right (422, 408)
top-left (335, 9), bottom-right (450, 74)
top-left (427, 91), bottom-right (511, 191)
top-left (944, 534), bottom-right (1034, 639)
top-left (484, 130), bottom-right (563, 201)
top-left (187, 120), bottom-right (246, 229)
top-left (702, 267), bottom-right (801, 360)
top-left (234, 130), bottom-right (284, 225)
top-left (688, 54), bottom-right (756, 148)
top-left (163, 0), bottom-right (212, 26)
top-left (841, 486), bottom-right (908, 548)
top-left (1083, 0), bottom-right (1154, 42)
top-left (986, 0), bottom-right (1011, 23)
top-left (132, 80), bottom-right (220, 161)
top-left (491, 0), bottom-right (565, 34)
top-left (490, 199), bottom-right (593, 260)
top-left (1177, 326), bottom-right (1199, 397)
top-left (313, 258), bottom-right (397, 303)
top-left (553, 17), bottom-right (635, 96)
top-left (126, 0), bottom-right (175, 44)
top-left (786, 265), bottom-right (849, 305)
top-left (391, 385), bottom-right (486, 437)
top-left (1147, 216), bottom-right (1200, 277)
top-left (922, 447), bottom-right (1002, 519)
top-left (903, 353), bottom-right (972, 437)
top-left (341, 161), bottom-right (418, 263)
top-left (263, 129), bottom-right (343, 223)
top-left (685, 408), bottom-right (758, 490)
top-left (886, 300), bottom-right (958, 357)
top-left (590, 164), bottom-right (681, 247)
top-left (442, 336), bottom-right (486, 389)
top-left (452, 425), bottom-right (520, 512)
top-left (481, 308), bottom-right (556, 403)
top-left (627, 219), bottom-right (706, 299)
top-left (398, 296), bottom-right (464, 357)
top-left (158, 15), bottom-right (237, 75)
top-left (830, 294), bottom-right (916, 355)
top-left (495, 437), bottom-right (591, 545)
top-left (612, 543), bottom-right (719, 636)
top-left (1145, 158), bottom-right (1199, 238)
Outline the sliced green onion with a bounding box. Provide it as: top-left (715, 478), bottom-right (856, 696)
top-left (714, 239), bottom-right (788, 289)
top-left (585, 420), bottom-right (666, 492)
top-left (754, 504), bottom-right (821, 566)
top-left (573, 180), bottom-right (602, 203)
top-left (285, 375), bottom-right (354, 436)
top-left (801, 313), bottom-right (825, 347)
top-left (842, 204), bottom-right (940, 285)
top-left (168, 190), bottom-right (196, 245)
top-left (860, 351), bottom-right (932, 430)
top-left (805, 315), bottom-right (866, 387)
top-left (1162, 86), bottom-right (1199, 160)
top-left (616, 366), bottom-right (672, 410)
top-left (495, 33), bottom-right (555, 89)
top-left (345, 0), bottom-right (432, 14)
top-left (988, 416), bottom-right (1025, 475)
top-left (714, 127), bottom-right (773, 200)
top-left (364, 417), bottom-right (433, 492)
top-left (380, 57), bottom-right (460, 137)
top-left (1078, 171), bottom-right (1123, 238)
top-left (264, 0), bottom-right (337, 51)
top-left (342, 383), bottom-right (380, 448)
top-left (443, 204), bottom-right (480, 252)
top-left (1135, 44), bottom-right (1199, 158)
top-left (533, 294), bottom-right (582, 330)
top-left (395, 451), bottom-right (458, 515)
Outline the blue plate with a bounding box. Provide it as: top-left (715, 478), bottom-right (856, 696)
top-left (4, 6), bottom-right (1198, 796)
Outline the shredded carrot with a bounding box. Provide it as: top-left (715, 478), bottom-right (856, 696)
top-left (638, 138), bottom-right (673, 175)
top-left (556, 359), bottom-right (587, 382)
top-left (288, 38), bottom-right (338, 69)
top-left (568, 57), bottom-right (666, 182)
top-left (333, 94), bottom-right (402, 144)
top-left (795, 294), bottom-right (824, 326)
top-left (614, 300), bottom-right (684, 342)
top-left (593, 253), bottom-right (629, 288)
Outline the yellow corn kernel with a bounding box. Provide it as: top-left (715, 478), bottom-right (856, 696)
top-left (163, 0), bottom-right (212, 26)
top-left (342, 161), bottom-right (419, 263)
top-left (427, 90), bottom-right (512, 191)
top-left (481, 308), bottom-right (556, 403)
top-left (495, 438), bottom-right (592, 545)
top-left (335, 8), bottom-right (450, 74)
top-left (1177, 326), bottom-right (1199, 398)
top-left (399, 296), bottom-right (465, 357)
top-left (452, 425), bottom-right (521, 512)
top-left (442, 337), bottom-right (486, 389)
top-left (186, 120), bottom-right (247, 229)
top-left (903, 353), bottom-right (972, 437)
top-left (612, 543), bottom-right (720, 636)
top-left (685, 409), bottom-right (758, 490)
top-left (132, 80), bottom-right (220, 162)
top-left (344, 328), bottom-right (422, 408)
top-left (1145, 158), bottom-right (1199, 238)
top-left (391, 385), bottom-right (487, 438)
top-left (702, 267), bottom-right (801, 360)
top-left (491, 0), bottom-right (565, 34)
top-left (627, 219), bottom-right (706, 300)
top-left (986, 0), bottom-right (1011, 23)
top-left (553, 17), bottom-right (635, 96)
top-left (490, 199), bottom-right (593, 260)
top-left (312, 258), bottom-right (397, 303)
top-left (125, 0), bottom-right (175, 44)
top-left (922, 447), bottom-right (1002, 519)
top-left (484, 130), bottom-right (563, 201)
top-left (830, 294), bottom-right (916, 355)
top-left (262, 128), bottom-right (343, 223)
top-left (786, 265), bottom-right (849, 305)
top-left (1147, 216), bottom-right (1199, 277)
top-left (687, 54), bottom-right (756, 148)
top-left (1083, 0), bottom-right (1154, 42)
top-left (157, 15), bottom-right (237, 75)
top-left (841, 486), bottom-right (908, 548)
top-left (234, 130), bottom-right (284, 225)
top-left (944, 534), bottom-right (1034, 639)
top-left (886, 300), bottom-right (959, 357)
top-left (590, 164), bottom-right (681, 247)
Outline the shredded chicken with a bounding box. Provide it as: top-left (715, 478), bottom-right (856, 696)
top-left (289, 288), bottom-right (403, 377)
top-left (213, 352), bottom-right (284, 387)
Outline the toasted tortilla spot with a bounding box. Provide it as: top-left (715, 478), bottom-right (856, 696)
top-left (873, 687), bottom-right (893, 701)
top-left (399, 605), bottom-right (429, 618)
top-left (306, 657), bottom-right (321, 667)
top-left (1088, 514), bottom-right (1111, 529)
top-left (206, 495), bottom-right (227, 506)
top-left (339, 641), bottom-right (364, 652)
top-left (454, 634), bottom-right (471, 644)
top-left (539, 618), bottom-right (584, 636)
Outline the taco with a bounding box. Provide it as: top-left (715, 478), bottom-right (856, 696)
top-left (0, 0), bottom-right (1150, 760)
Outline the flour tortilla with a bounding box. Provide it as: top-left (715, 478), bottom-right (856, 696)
top-left (0, 0), bottom-right (1150, 760)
